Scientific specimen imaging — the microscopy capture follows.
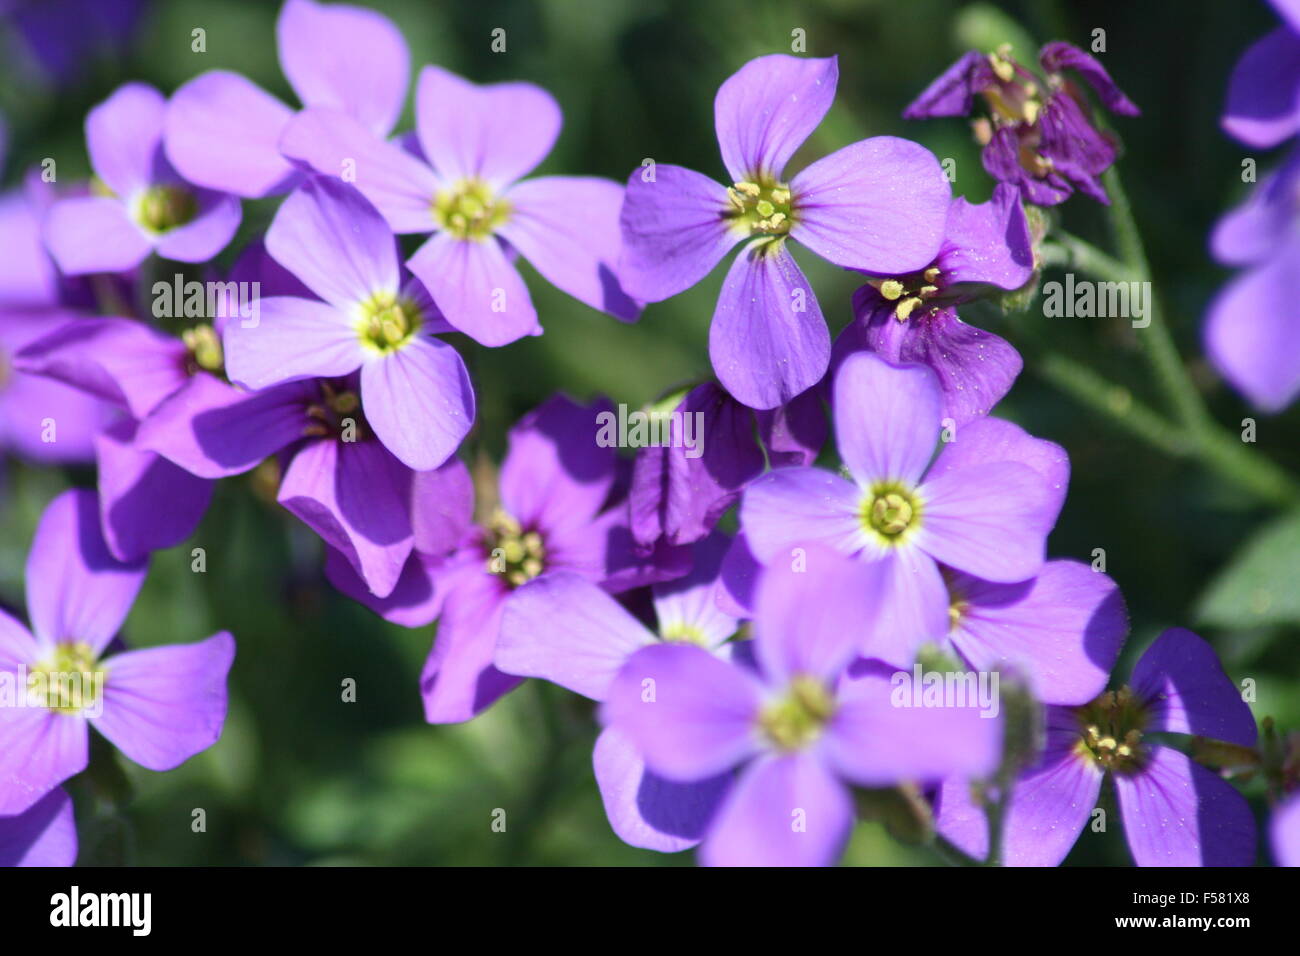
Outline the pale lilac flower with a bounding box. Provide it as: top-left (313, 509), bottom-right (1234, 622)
top-left (223, 176), bottom-right (474, 471)
top-left (620, 54), bottom-right (950, 409)
top-left (164, 0), bottom-right (409, 198)
top-left (498, 533), bottom-right (739, 852)
top-left (1274, 794), bottom-right (1300, 866)
top-left (742, 352), bottom-right (1061, 664)
top-left (602, 545), bottom-right (1002, 866)
top-left (280, 66), bottom-right (639, 345)
top-left (0, 489), bottom-right (235, 816)
top-left (936, 628), bottom-right (1258, 867)
top-left (0, 788), bottom-right (76, 867)
top-left (43, 83), bottom-right (241, 275)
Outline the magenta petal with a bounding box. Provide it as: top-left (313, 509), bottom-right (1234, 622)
top-left (710, 239), bottom-right (829, 410)
top-left (278, 438), bottom-right (414, 599)
top-left (699, 752), bottom-right (852, 867)
top-left (948, 560), bottom-right (1127, 706)
top-left (497, 572), bottom-right (656, 700)
top-left (420, 565), bottom-right (520, 723)
top-left (86, 82), bottom-right (164, 196)
top-left (916, 461), bottom-right (1051, 583)
top-left (360, 338), bottom-right (473, 471)
top-left (790, 137), bottom-right (949, 274)
top-left (1222, 27), bottom-right (1300, 149)
top-left (276, 0), bottom-right (409, 135)
top-left (499, 175), bottom-right (640, 320)
top-left (0, 708), bottom-right (88, 816)
top-left (14, 316), bottom-right (189, 419)
top-left (91, 631), bottom-right (234, 771)
top-left (154, 190), bottom-right (241, 263)
top-left (407, 232), bottom-right (539, 346)
top-left (713, 54), bottom-right (838, 183)
top-left (415, 65), bottom-right (560, 188)
top-left (1039, 42), bottom-right (1141, 117)
top-left (42, 196), bottom-right (151, 275)
top-left (754, 544), bottom-right (885, 683)
top-left (826, 666), bottom-right (1002, 785)
top-left (164, 71), bottom-right (298, 198)
top-left (938, 184), bottom-right (1034, 290)
top-left (1115, 746), bottom-right (1256, 867)
top-left (325, 548), bottom-right (445, 628)
top-left (593, 727), bottom-right (727, 853)
top-left (499, 395), bottom-right (616, 536)
top-left (0, 787), bottom-right (77, 867)
top-left (902, 51), bottom-right (993, 119)
top-left (223, 296), bottom-right (364, 390)
top-left (834, 352), bottom-right (943, 487)
top-left (717, 532), bottom-right (762, 618)
top-left (410, 457), bottom-right (475, 556)
top-left (95, 419), bottom-right (214, 561)
top-left (602, 643), bottom-right (762, 781)
top-left (1130, 628), bottom-right (1258, 748)
top-left (279, 108), bottom-right (440, 233)
top-left (135, 374), bottom-right (314, 479)
top-left (25, 488), bottom-right (146, 652)
top-left (1204, 235), bottom-right (1300, 412)
top-left (740, 466), bottom-right (865, 563)
top-left (266, 176), bottom-right (398, 308)
top-left (618, 164), bottom-right (737, 302)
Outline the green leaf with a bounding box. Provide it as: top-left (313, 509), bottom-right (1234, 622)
top-left (1196, 509), bottom-right (1300, 628)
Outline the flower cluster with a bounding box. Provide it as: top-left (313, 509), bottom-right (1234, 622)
top-left (1, 0), bottom-right (1293, 868)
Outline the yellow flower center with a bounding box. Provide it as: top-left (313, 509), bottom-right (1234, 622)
top-left (862, 483), bottom-right (923, 544)
top-left (759, 675), bottom-right (836, 751)
top-left (136, 185), bottom-right (198, 233)
top-left (1073, 686), bottom-right (1149, 773)
top-left (873, 267), bottom-right (943, 321)
top-left (435, 179), bottom-right (511, 241)
top-left (29, 641), bottom-right (104, 714)
top-left (357, 290), bottom-right (422, 354)
top-left (484, 508), bottom-right (546, 588)
top-left (725, 179), bottom-right (794, 236)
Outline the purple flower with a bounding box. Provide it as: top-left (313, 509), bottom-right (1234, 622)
top-left (0, 787), bottom-right (76, 867)
top-left (905, 43), bottom-right (1139, 206)
top-left (164, 0), bottom-right (409, 198)
top-left (326, 396), bottom-right (690, 722)
top-left (222, 176), bottom-right (475, 471)
top-left (0, 314), bottom-right (117, 464)
top-left (1274, 794), bottom-right (1300, 867)
top-left (629, 383), bottom-right (826, 553)
top-left (2, 0), bottom-right (145, 87)
top-left (601, 544), bottom-right (1002, 866)
top-left (1222, 0), bottom-right (1300, 149)
top-left (280, 66), bottom-right (640, 346)
top-left (833, 183), bottom-right (1033, 424)
top-left (1204, 150), bottom-right (1300, 411)
top-left (498, 533), bottom-right (739, 851)
top-left (42, 83), bottom-right (241, 275)
top-left (742, 352), bottom-right (1062, 664)
top-left (0, 489), bottom-right (235, 817)
top-left (936, 628), bottom-right (1258, 867)
top-left (620, 54), bottom-right (950, 410)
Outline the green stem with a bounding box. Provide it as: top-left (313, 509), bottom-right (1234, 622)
top-left (932, 834), bottom-right (982, 867)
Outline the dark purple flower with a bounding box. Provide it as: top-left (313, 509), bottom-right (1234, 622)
top-left (498, 533), bottom-right (739, 852)
top-left (1204, 150), bottom-right (1300, 411)
top-left (327, 395), bottom-right (690, 722)
top-left (0, 489), bottom-right (235, 817)
top-left (222, 176), bottom-right (475, 471)
top-left (2, 0), bottom-right (145, 87)
top-left (742, 353), bottom-right (1062, 664)
top-left (1222, 0), bottom-right (1300, 148)
top-left (620, 54), bottom-right (950, 409)
top-left (936, 628), bottom-right (1258, 867)
top-left (629, 383), bottom-right (826, 553)
top-left (602, 544), bottom-right (1002, 866)
top-left (0, 787), bottom-right (76, 867)
top-left (43, 83), bottom-right (241, 275)
top-left (905, 43), bottom-right (1139, 206)
top-left (833, 183), bottom-right (1032, 424)
top-left (164, 0), bottom-right (409, 198)
top-left (279, 66), bottom-right (640, 345)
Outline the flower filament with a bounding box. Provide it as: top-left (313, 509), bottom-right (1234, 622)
top-left (871, 267), bottom-right (944, 321)
top-left (861, 482), bottom-right (923, 545)
top-left (726, 179), bottom-right (794, 236)
top-left (435, 179), bottom-right (511, 241)
top-left (1073, 686), bottom-right (1149, 773)
top-left (759, 675), bottom-right (835, 751)
top-left (29, 641), bottom-right (104, 714)
top-left (357, 290), bottom-right (422, 354)
top-left (484, 509), bottom-right (545, 587)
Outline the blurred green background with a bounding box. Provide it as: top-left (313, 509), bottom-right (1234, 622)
top-left (1, 0), bottom-right (1296, 865)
